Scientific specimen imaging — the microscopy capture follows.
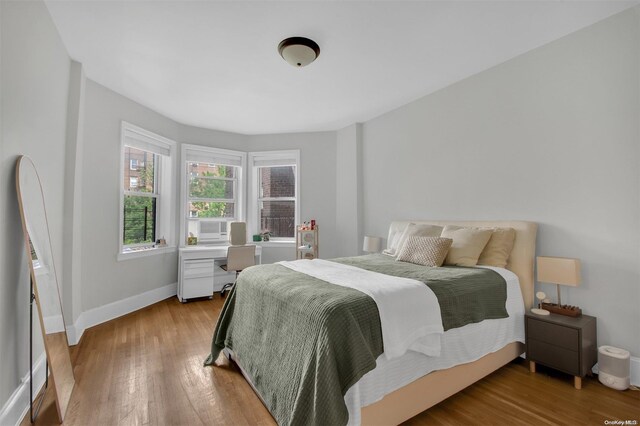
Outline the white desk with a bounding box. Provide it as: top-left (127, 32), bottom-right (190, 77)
top-left (178, 245), bottom-right (262, 302)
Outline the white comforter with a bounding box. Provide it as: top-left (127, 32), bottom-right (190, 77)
top-left (345, 266), bottom-right (525, 425)
top-left (277, 259), bottom-right (444, 359)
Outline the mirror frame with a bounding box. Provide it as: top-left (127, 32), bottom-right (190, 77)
top-left (16, 155), bottom-right (75, 422)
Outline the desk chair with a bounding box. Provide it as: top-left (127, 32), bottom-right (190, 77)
top-left (220, 245), bottom-right (256, 296)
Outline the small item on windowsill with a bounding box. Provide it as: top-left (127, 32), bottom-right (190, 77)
top-left (187, 233), bottom-right (198, 246)
top-left (253, 234), bottom-right (263, 242)
top-left (156, 237), bottom-right (167, 247)
top-left (261, 230), bottom-right (271, 242)
top-left (541, 302), bottom-right (582, 317)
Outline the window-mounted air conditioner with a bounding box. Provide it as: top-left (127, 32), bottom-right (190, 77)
top-left (198, 220), bottom-right (228, 243)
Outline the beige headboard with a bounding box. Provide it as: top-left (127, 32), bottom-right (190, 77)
top-left (388, 221), bottom-right (537, 309)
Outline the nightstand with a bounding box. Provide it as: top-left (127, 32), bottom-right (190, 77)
top-left (525, 312), bottom-right (597, 389)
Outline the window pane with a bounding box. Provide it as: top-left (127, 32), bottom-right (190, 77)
top-left (188, 162), bottom-right (236, 179)
top-left (189, 177), bottom-right (234, 199)
top-left (188, 201), bottom-right (235, 218)
top-left (124, 147), bottom-right (156, 193)
top-left (123, 195), bottom-right (156, 245)
top-left (260, 200), bottom-right (295, 238)
top-left (259, 166), bottom-right (295, 198)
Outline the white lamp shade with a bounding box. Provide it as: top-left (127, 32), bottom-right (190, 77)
top-left (537, 256), bottom-right (581, 287)
top-left (363, 236), bottom-right (381, 253)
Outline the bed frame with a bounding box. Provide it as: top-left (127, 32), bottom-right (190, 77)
top-left (227, 220), bottom-right (537, 425)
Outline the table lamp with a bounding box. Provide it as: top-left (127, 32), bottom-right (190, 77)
top-left (536, 256), bottom-right (581, 316)
top-left (363, 236), bottom-right (381, 253)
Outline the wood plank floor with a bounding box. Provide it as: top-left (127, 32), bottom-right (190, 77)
top-left (24, 296), bottom-right (639, 426)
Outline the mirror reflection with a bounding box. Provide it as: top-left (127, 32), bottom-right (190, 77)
top-left (16, 156), bottom-right (75, 422)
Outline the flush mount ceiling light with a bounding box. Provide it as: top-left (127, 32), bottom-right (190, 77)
top-left (278, 37), bottom-right (320, 67)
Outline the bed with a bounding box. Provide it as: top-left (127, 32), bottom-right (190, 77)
top-left (207, 220), bottom-right (537, 425)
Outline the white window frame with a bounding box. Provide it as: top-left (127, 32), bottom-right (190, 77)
top-left (129, 176), bottom-right (138, 188)
top-left (248, 150), bottom-right (300, 243)
top-left (129, 158), bottom-right (138, 170)
top-left (118, 121), bottom-right (177, 260)
top-left (180, 144), bottom-right (246, 246)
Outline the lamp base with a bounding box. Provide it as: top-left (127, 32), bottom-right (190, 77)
top-left (531, 308), bottom-right (550, 316)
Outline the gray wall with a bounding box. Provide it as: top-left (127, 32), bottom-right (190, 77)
top-left (247, 132), bottom-right (339, 261)
top-left (361, 8), bottom-right (640, 356)
top-left (79, 81), bottom-right (253, 312)
top-left (336, 124), bottom-right (363, 257)
top-left (79, 81), bottom-right (183, 311)
top-left (178, 123), bottom-right (248, 151)
top-left (0, 0), bottom-right (70, 409)
top-left (79, 82), bottom-right (340, 310)
top-left (62, 61), bottom-right (86, 325)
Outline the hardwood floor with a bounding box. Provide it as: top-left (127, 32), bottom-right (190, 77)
top-left (24, 296), bottom-right (639, 426)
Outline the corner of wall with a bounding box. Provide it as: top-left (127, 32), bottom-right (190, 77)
top-left (335, 123), bottom-right (363, 257)
top-left (63, 60), bottom-right (86, 326)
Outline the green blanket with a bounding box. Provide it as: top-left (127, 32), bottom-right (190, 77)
top-left (205, 254), bottom-right (508, 426)
top-left (205, 264), bottom-right (383, 425)
top-left (333, 254), bottom-right (508, 331)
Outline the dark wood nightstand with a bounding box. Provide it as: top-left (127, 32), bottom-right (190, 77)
top-left (525, 312), bottom-right (597, 389)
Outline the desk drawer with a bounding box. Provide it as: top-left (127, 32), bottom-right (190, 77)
top-left (182, 276), bottom-right (214, 299)
top-left (527, 318), bottom-right (579, 351)
top-left (184, 260), bottom-right (214, 279)
top-left (528, 339), bottom-right (580, 376)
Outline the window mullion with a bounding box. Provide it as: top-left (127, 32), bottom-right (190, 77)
top-left (125, 190), bottom-right (158, 198)
top-left (258, 197), bottom-right (296, 202)
top-left (188, 197), bottom-right (235, 203)
top-left (190, 176), bottom-right (236, 182)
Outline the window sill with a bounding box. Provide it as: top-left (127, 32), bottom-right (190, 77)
top-left (117, 245), bottom-right (177, 261)
top-left (254, 240), bottom-right (295, 248)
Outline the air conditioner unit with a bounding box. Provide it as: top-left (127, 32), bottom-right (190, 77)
top-left (198, 220), bottom-right (228, 243)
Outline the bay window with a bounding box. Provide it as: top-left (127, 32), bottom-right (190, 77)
top-left (181, 145), bottom-right (245, 244)
top-left (119, 122), bottom-right (176, 259)
top-left (249, 151), bottom-right (300, 241)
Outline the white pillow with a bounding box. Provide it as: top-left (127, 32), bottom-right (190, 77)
top-left (385, 223), bottom-right (443, 257)
top-left (383, 223), bottom-right (411, 256)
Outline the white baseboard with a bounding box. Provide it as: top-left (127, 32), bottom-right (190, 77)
top-left (66, 282), bottom-right (177, 345)
top-left (0, 353), bottom-right (47, 426)
top-left (0, 284), bottom-right (177, 426)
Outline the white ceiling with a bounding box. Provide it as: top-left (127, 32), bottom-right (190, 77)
top-left (46, 1), bottom-right (637, 135)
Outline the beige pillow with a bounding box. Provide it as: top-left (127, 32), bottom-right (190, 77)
top-left (386, 223), bottom-right (443, 257)
top-left (477, 227), bottom-right (516, 268)
top-left (397, 236), bottom-right (453, 267)
top-left (441, 225), bottom-right (493, 266)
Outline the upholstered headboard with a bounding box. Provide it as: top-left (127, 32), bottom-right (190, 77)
top-left (388, 221), bottom-right (537, 309)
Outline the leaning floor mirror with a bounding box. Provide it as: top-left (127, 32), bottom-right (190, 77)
top-left (16, 156), bottom-right (75, 422)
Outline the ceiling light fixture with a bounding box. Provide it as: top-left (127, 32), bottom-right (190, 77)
top-left (278, 37), bottom-right (320, 68)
